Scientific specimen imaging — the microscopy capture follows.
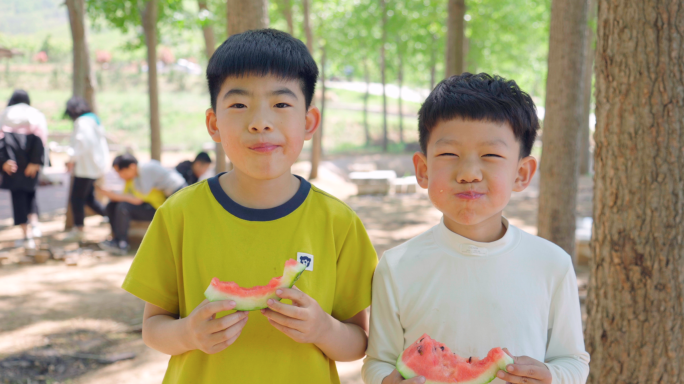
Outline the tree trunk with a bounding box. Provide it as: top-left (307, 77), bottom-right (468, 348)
top-left (363, 59), bottom-right (371, 147)
top-left (198, 1), bottom-right (216, 58)
top-left (65, 0), bottom-right (97, 112)
top-left (397, 46), bottom-right (404, 144)
top-left (584, 1), bottom-right (684, 382)
top-left (302, 0), bottom-right (313, 52)
top-left (445, 0), bottom-right (465, 78)
top-left (278, 0), bottom-right (294, 35)
top-left (536, 0), bottom-right (589, 257)
top-left (141, 0), bottom-right (161, 162)
top-left (219, 0), bottom-right (269, 173)
top-left (380, 0), bottom-right (388, 152)
top-left (578, 0), bottom-right (596, 175)
top-left (430, 33), bottom-right (437, 90)
top-left (309, 47), bottom-right (325, 180)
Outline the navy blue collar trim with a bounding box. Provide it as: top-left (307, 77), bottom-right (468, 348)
top-left (208, 173), bottom-right (311, 221)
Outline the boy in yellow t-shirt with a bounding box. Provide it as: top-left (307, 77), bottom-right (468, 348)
top-left (121, 29), bottom-right (378, 383)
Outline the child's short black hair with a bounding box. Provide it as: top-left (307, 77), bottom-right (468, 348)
top-left (418, 73), bottom-right (539, 157)
top-left (206, 29), bottom-right (319, 111)
top-left (193, 151), bottom-right (212, 164)
top-left (8, 89), bottom-right (30, 106)
top-left (64, 96), bottom-right (92, 121)
top-left (112, 153), bottom-right (138, 170)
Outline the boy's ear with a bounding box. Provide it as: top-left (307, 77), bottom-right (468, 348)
top-left (303, 105), bottom-right (321, 141)
top-left (513, 155), bottom-right (537, 192)
top-left (206, 108), bottom-right (221, 143)
top-left (413, 151), bottom-right (429, 189)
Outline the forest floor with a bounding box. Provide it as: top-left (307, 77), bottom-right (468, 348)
top-left (0, 153), bottom-right (593, 384)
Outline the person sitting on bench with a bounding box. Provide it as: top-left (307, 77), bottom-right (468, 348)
top-left (97, 153), bottom-right (186, 254)
top-left (175, 151), bottom-right (212, 186)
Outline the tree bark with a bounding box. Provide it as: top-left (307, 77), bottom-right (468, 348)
top-left (198, 1), bottom-right (216, 58)
top-left (141, 0), bottom-right (161, 161)
top-left (430, 33), bottom-right (437, 90)
top-left (397, 45), bottom-right (404, 144)
top-left (278, 0), bottom-right (294, 35)
top-left (65, 0), bottom-right (97, 112)
top-left (445, 0), bottom-right (465, 78)
top-left (309, 47), bottom-right (325, 180)
top-left (584, 1), bottom-right (684, 383)
top-left (536, 0), bottom-right (589, 257)
top-left (219, 0), bottom-right (269, 173)
top-left (578, 0), bottom-right (596, 175)
top-left (380, 0), bottom-right (388, 152)
top-left (302, 0), bottom-right (313, 52)
top-left (363, 59), bottom-right (371, 147)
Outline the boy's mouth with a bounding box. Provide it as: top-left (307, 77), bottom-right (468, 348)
top-left (249, 143), bottom-right (281, 153)
top-left (455, 191), bottom-right (485, 200)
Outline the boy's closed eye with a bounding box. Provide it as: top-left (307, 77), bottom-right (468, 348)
top-left (274, 102), bottom-right (291, 108)
top-left (229, 103), bottom-right (247, 109)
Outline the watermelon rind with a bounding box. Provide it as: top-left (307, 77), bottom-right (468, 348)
top-left (396, 343), bottom-right (514, 384)
top-left (204, 260), bottom-right (307, 311)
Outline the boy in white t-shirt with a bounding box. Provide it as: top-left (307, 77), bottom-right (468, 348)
top-left (362, 73), bottom-right (589, 384)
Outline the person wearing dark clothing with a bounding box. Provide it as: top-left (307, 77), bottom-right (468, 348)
top-left (0, 90), bottom-right (47, 248)
top-left (175, 151), bottom-right (212, 186)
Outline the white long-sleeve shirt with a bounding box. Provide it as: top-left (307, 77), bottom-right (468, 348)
top-left (362, 217), bottom-right (589, 384)
top-left (68, 114), bottom-right (109, 179)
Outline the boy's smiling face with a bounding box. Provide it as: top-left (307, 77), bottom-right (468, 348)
top-left (414, 118), bottom-right (537, 239)
top-left (205, 74), bottom-right (320, 181)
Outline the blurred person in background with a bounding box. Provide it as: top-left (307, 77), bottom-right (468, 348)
top-left (63, 96), bottom-right (110, 242)
top-left (175, 151), bottom-right (212, 185)
top-left (0, 89), bottom-right (47, 249)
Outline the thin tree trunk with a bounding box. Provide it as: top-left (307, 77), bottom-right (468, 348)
top-left (142, 0), bottom-right (161, 162)
top-left (302, 0), bottom-right (313, 52)
top-left (380, 0), bottom-right (388, 152)
top-left (445, 0), bottom-right (465, 77)
top-left (310, 47), bottom-right (325, 180)
top-left (279, 0), bottom-right (294, 35)
top-left (219, 0), bottom-right (269, 173)
top-left (397, 46), bottom-right (404, 144)
top-left (363, 59), bottom-right (371, 147)
top-left (198, 1), bottom-right (216, 58)
top-left (536, 0), bottom-right (589, 257)
top-left (585, 0), bottom-right (684, 382)
top-left (65, 0), bottom-right (97, 111)
top-left (430, 34), bottom-right (437, 90)
top-left (578, 0), bottom-right (596, 175)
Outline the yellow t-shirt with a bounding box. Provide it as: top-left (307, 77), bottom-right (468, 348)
top-left (121, 174), bottom-right (378, 383)
top-left (123, 180), bottom-right (167, 209)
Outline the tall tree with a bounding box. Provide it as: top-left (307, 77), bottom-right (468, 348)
top-left (363, 58), bottom-right (371, 147)
top-left (585, 0), bottom-right (684, 382)
top-left (215, 0), bottom-right (268, 173)
top-left (380, 0), bottom-right (388, 152)
top-left (304, 0), bottom-right (321, 179)
top-left (198, 1), bottom-right (216, 58)
top-left (65, 0), bottom-right (97, 111)
top-left (277, 0), bottom-right (294, 35)
top-left (396, 38), bottom-right (404, 144)
top-left (536, 0), bottom-right (590, 257)
top-left (141, 0), bottom-right (161, 161)
top-left (578, 0), bottom-right (596, 175)
top-left (310, 46), bottom-right (325, 179)
top-left (445, 0), bottom-right (465, 77)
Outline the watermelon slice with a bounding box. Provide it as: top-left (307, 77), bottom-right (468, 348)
top-left (204, 259), bottom-right (307, 311)
top-left (396, 334), bottom-right (514, 384)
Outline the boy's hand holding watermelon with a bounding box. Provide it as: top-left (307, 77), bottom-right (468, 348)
top-left (261, 286), bottom-right (369, 362)
top-left (496, 349), bottom-right (551, 384)
top-left (180, 299), bottom-right (249, 355)
top-left (381, 370), bottom-right (426, 384)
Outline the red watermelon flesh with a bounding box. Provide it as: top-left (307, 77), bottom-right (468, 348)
top-left (204, 259), bottom-right (306, 311)
top-left (396, 334), bottom-right (514, 384)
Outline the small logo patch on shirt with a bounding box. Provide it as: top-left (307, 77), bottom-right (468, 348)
top-left (297, 252), bottom-right (314, 271)
top-left (460, 244), bottom-right (488, 256)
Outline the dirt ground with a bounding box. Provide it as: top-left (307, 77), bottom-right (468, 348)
top-left (0, 155), bottom-right (592, 384)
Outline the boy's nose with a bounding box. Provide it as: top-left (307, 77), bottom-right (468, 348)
top-left (249, 123), bottom-right (272, 133)
top-left (456, 164), bottom-right (482, 184)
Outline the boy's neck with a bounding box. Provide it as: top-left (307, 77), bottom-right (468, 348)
top-left (442, 212), bottom-right (507, 243)
top-left (218, 168), bottom-right (301, 209)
